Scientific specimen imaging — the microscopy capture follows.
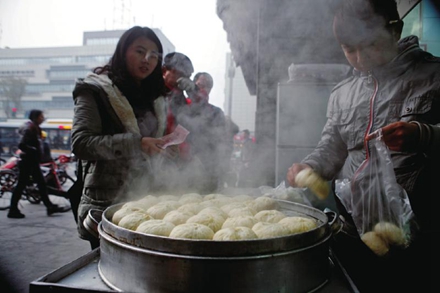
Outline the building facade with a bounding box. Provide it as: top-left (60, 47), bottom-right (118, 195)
top-left (0, 29), bottom-right (174, 120)
top-left (223, 52), bottom-right (256, 133)
top-left (402, 0), bottom-right (440, 55)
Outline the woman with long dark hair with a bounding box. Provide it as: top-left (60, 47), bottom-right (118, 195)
top-left (71, 26), bottom-right (167, 249)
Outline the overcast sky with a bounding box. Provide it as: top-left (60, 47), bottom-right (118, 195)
top-left (0, 0), bottom-right (231, 109)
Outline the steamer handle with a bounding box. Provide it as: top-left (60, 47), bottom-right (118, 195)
top-left (89, 209), bottom-right (103, 223)
top-left (83, 209), bottom-right (103, 240)
top-left (324, 208), bottom-right (342, 235)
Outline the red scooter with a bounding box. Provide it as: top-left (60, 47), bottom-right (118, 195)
top-left (0, 151), bottom-right (76, 210)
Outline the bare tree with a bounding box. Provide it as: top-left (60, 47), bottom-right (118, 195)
top-left (0, 77), bottom-right (27, 118)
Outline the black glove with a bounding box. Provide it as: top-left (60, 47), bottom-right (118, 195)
top-left (177, 77), bottom-right (196, 92)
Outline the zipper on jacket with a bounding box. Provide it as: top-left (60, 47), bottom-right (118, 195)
top-left (363, 72), bottom-right (378, 158)
top-left (352, 74), bottom-right (379, 188)
top-left (367, 71), bottom-right (373, 84)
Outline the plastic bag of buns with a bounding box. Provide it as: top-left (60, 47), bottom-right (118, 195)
top-left (334, 129), bottom-right (417, 256)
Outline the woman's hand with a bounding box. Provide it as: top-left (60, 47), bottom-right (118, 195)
top-left (286, 163), bottom-right (312, 187)
top-left (141, 137), bottom-right (164, 155)
top-left (162, 145), bottom-right (180, 161)
top-left (365, 121), bottom-right (419, 152)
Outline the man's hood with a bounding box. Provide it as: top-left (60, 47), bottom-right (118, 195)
top-left (18, 120), bottom-right (33, 135)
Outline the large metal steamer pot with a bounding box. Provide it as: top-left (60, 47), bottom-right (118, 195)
top-left (98, 200), bottom-right (340, 293)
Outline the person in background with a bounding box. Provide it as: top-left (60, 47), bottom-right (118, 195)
top-left (150, 52), bottom-right (195, 192)
top-left (52, 134), bottom-right (64, 150)
top-left (71, 26), bottom-right (167, 249)
top-left (7, 109), bottom-right (70, 218)
top-left (237, 129), bottom-right (255, 187)
top-left (161, 52), bottom-right (194, 135)
top-left (224, 115), bottom-right (240, 186)
top-left (40, 131), bottom-right (53, 164)
top-left (180, 72), bottom-right (230, 193)
top-left (240, 129), bottom-right (254, 168)
top-left (225, 115), bottom-right (239, 139)
top-left (286, 0), bottom-right (438, 292)
top-left (40, 130), bottom-right (70, 199)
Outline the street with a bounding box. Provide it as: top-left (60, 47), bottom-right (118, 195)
top-left (0, 163), bottom-right (90, 293)
top-left (0, 199), bottom-right (91, 293)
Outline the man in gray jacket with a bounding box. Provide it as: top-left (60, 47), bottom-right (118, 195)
top-left (287, 0), bottom-right (438, 292)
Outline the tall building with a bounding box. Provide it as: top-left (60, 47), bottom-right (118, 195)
top-left (0, 29), bottom-right (174, 120)
top-left (223, 52), bottom-right (256, 133)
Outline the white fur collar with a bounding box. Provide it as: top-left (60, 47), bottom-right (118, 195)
top-left (84, 73), bottom-right (140, 135)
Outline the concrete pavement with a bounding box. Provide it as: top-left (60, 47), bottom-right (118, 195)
top-left (0, 169), bottom-right (91, 293)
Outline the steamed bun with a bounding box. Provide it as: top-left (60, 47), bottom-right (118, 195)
top-left (169, 223), bottom-right (214, 240)
top-left (186, 213), bottom-right (225, 232)
top-left (232, 194), bottom-right (253, 202)
top-left (221, 202), bottom-right (250, 214)
top-left (228, 207), bottom-right (255, 217)
top-left (203, 193), bottom-right (228, 201)
top-left (121, 201), bottom-right (146, 210)
top-left (222, 215), bottom-right (258, 229)
top-left (252, 222), bottom-right (291, 239)
top-left (181, 193), bottom-right (202, 200)
top-left (373, 221), bottom-right (406, 247)
top-left (295, 169), bottom-right (329, 200)
top-left (213, 227), bottom-right (258, 241)
top-left (163, 210), bottom-right (193, 225)
top-left (278, 216), bottom-right (317, 234)
top-left (179, 193), bottom-right (203, 205)
top-left (202, 197), bottom-right (234, 208)
top-left (136, 195), bottom-right (160, 210)
top-left (198, 206), bottom-right (228, 220)
top-left (147, 201), bottom-right (181, 219)
top-left (112, 207), bottom-right (145, 225)
top-left (177, 203), bottom-right (203, 215)
top-left (158, 194), bottom-right (180, 202)
top-left (361, 231), bottom-right (390, 256)
top-left (254, 210), bottom-right (286, 223)
top-left (135, 219), bottom-right (175, 237)
top-left (118, 211), bottom-right (154, 230)
top-left (246, 196), bottom-right (279, 212)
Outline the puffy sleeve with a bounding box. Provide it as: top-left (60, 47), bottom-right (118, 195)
top-left (71, 85), bottom-right (143, 161)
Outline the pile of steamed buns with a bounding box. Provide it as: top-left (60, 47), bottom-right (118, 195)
top-left (111, 193), bottom-right (318, 241)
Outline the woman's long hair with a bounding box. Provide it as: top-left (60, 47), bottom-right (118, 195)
top-left (94, 26), bottom-right (167, 101)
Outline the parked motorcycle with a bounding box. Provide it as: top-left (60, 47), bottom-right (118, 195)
top-left (52, 154), bottom-right (76, 186)
top-left (0, 151), bottom-right (76, 210)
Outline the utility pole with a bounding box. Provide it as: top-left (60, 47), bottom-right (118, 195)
top-left (227, 53), bottom-right (236, 116)
top-left (0, 21), bottom-right (3, 48)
